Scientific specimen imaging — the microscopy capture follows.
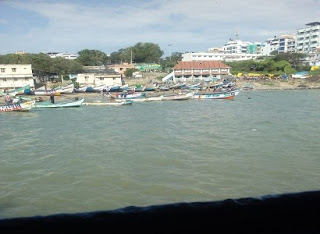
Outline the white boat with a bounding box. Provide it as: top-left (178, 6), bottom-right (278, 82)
top-left (115, 92), bottom-right (144, 98)
top-left (34, 98), bottom-right (84, 108)
top-left (74, 86), bottom-right (88, 93)
top-left (34, 90), bottom-right (60, 96)
top-left (162, 92), bottom-right (193, 101)
top-left (83, 100), bottom-right (132, 106)
top-left (92, 84), bottom-right (106, 91)
top-left (192, 89), bottom-right (241, 100)
top-left (145, 95), bottom-right (164, 101)
top-left (54, 84), bottom-right (74, 94)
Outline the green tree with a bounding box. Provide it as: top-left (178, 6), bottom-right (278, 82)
top-left (76, 49), bottom-right (108, 66)
top-left (132, 42), bottom-right (163, 63)
top-left (124, 68), bottom-right (138, 77)
top-left (273, 52), bottom-right (306, 70)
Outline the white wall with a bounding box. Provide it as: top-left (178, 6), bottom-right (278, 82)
top-left (0, 64), bottom-right (34, 89)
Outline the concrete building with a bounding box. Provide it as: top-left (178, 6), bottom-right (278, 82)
top-left (172, 60), bottom-right (230, 83)
top-left (296, 22), bottom-right (320, 54)
top-left (0, 64), bottom-right (34, 89)
top-left (107, 63), bottom-right (135, 77)
top-left (182, 52), bottom-right (260, 62)
top-left (278, 35), bottom-right (296, 53)
top-left (222, 39), bottom-right (249, 54)
top-left (77, 67), bottom-right (122, 87)
top-left (261, 35), bottom-right (296, 55)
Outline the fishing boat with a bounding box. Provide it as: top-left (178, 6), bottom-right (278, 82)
top-left (114, 92), bottom-right (145, 99)
top-left (108, 85), bottom-right (121, 92)
top-left (8, 85), bottom-right (31, 95)
top-left (0, 101), bottom-right (34, 112)
top-left (34, 90), bottom-right (61, 96)
top-left (192, 89), bottom-right (241, 100)
top-left (186, 82), bottom-right (201, 90)
top-left (74, 86), bottom-right (88, 93)
top-left (54, 83), bottom-right (74, 94)
top-left (0, 91), bottom-right (18, 97)
top-left (169, 82), bottom-right (187, 90)
top-left (86, 85), bottom-right (106, 92)
top-left (34, 98), bottom-right (84, 108)
top-left (83, 100), bottom-right (132, 106)
top-left (162, 92), bottom-right (193, 101)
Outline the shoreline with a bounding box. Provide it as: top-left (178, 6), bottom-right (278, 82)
top-left (4, 78), bottom-right (319, 103)
top-left (30, 85), bottom-right (320, 103)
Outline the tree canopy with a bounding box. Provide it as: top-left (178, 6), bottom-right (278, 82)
top-left (109, 42), bottom-right (164, 64)
top-left (225, 53), bottom-right (310, 75)
top-left (76, 49), bottom-right (108, 66)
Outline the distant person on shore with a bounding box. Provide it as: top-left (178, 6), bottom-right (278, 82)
top-left (50, 92), bottom-right (55, 104)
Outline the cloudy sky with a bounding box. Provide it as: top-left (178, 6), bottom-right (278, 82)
top-left (0, 0), bottom-right (319, 57)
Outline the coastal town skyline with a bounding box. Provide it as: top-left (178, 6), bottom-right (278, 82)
top-left (0, 0), bottom-right (319, 56)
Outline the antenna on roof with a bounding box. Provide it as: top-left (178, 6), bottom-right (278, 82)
top-left (235, 30), bottom-right (239, 40)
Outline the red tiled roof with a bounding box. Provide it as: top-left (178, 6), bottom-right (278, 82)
top-left (173, 61), bottom-right (230, 70)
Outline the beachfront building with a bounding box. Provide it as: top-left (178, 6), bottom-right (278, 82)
top-left (184, 39), bottom-right (262, 62)
top-left (222, 39), bottom-right (249, 54)
top-left (77, 67), bottom-right (122, 87)
top-left (278, 35), bottom-right (296, 53)
top-left (182, 52), bottom-right (260, 62)
top-left (171, 60), bottom-right (230, 83)
top-left (261, 35), bottom-right (296, 55)
top-left (0, 64), bottom-right (34, 89)
top-left (296, 22), bottom-right (320, 54)
top-left (262, 36), bottom-right (281, 55)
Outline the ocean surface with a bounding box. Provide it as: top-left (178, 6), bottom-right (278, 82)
top-left (0, 90), bottom-right (319, 219)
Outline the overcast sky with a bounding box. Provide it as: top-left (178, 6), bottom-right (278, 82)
top-left (0, 0), bottom-right (319, 57)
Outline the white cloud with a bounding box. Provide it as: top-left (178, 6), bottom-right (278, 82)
top-left (1, 0), bottom-right (320, 55)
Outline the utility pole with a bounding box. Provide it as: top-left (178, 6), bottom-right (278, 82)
top-left (130, 50), bottom-right (133, 64)
top-left (168, 44), bottom-right (172, 60)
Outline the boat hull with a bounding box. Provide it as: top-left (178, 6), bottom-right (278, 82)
top-left (0, 101), bottom-right (34, 112)
top-left (192, 89), bottom-right (241, 100)
top-left (83, 100), bottom-right (132, 106)
top-left (34, 98), bottom-right (84, 108)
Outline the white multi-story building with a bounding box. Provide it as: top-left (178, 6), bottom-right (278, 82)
top-left (261, 35), bottom-right (296, 55)
top-left (187, 38), bottom-right (263, 62)
top-left (296, 22), bottom-right (320, 53)
top-left (278, 35), bottom-right (296, 53)
top-left (0, 64), bottom-right (34, 89)
top-left (182, 52), bottom-right (261, 62)
top-left (222, 39), bottom-right (249, 54)
top-left (261, 36), bottom-right (280, 55)
top-left (47, 52), bottom-right (78, 60)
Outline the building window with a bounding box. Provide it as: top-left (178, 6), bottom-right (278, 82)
top-left (25, 78), bottom-right (29, 81)
top-left (0, 68), bottom-right (5, 72)
top-left (12, 68), bottom-right (17, 72)
top-left (14, 78), bottom-right (18, 81)
top-left (100, 78), bottom-right (104, 80)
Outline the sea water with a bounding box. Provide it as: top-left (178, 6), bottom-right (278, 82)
top-left (0, 89), bottom-right (319, 218)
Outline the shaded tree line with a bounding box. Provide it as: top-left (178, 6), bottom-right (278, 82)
top-left (225, 53), bottom-right (310, 76)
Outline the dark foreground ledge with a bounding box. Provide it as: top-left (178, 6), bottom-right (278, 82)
top-left (0, 190), bottom-right (319, 234)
